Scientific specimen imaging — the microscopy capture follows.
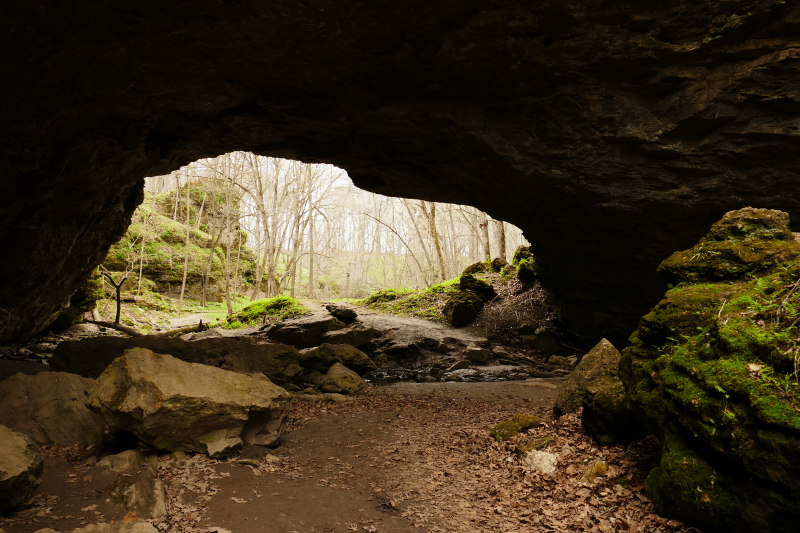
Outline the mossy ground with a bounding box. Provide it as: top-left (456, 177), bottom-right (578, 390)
top-left (357, 277), bottom-right (461, 321)
top-left (225, 296), bottom-right (307, 328)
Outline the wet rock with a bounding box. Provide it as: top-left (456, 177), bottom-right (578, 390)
top-left (523, 450), bottom-right (557, 474)
top-left (522, 327), bottom-right (562, 354)
top-left (317, 362), bottom-right (365, 394)
top-left (267, 313), bottom-right (346, 348)
top-left (461, 262), bottom-right (488, 276)
top-left (553, 339), bottom-right (620, 418)
top-left (109, 468), bottom-right (167, 519)
top-left (320, 320), bottom-right (377, 347)
top-left (548, 354), bottom-right (578, 369)
top-left (443, 290), bottom-right (485, 327)
top-left (620, 208), bottom-right (800, 532)
top-left (325, 303), bottom-right (358, 323)
top-left (459, 274), bottom-right (496, 300)
top-left (86, 348), bottom-right (291, 457)
top-left (446, 360), bottom-right (471, 372)
top-left (465, 346), bottom-right (490, 364)
top-left (0, 372), bottom-right (107, 446)
top-left (491, 414), bottom-right (542, 441)
top-left (582, 373), bottom-right (644, 446)
top-left (490, 257), bottom-right (509, 272)
top-left (0, 425), bottom-right (43, 513)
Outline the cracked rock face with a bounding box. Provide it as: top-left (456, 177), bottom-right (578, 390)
top-left (2, 1), bottom-right (800, 345)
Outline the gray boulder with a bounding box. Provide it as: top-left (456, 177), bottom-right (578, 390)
top-left (0, 372), bottom-right (107, 446)
top-left (320, 320), bottom-right (377, 347)
top-left (301, 343), bottom-right (376, 375)
top-left (86, 348), bottom-right (292, 457)
top-left (0, 425), bottom-right (43, 513)
top-left (267, 313), bottom-right (346, 347)
top-left (325, 303), bottom-right (358, 322)
top-left (553, 338), bottom-right (620, 418)
top-left (193, 338), bottom-right (303, 387)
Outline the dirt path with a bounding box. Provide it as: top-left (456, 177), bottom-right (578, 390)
top-left (1, 380), bottom-right (694, 533)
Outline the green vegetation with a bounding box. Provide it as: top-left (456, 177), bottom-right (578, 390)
top-left (619, 208), bottom-right (800, 530)
top-left (225, 296), bottom-right (307, 327)
top-left (358, 278), bottom-right (460, 320)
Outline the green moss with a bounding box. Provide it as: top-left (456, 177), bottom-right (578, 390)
top-left (358, 278), bottom-right (461, 322)
top-left (226, 296), bottom-right (306, 327)
top-left (490, 414), bottom-right (542, 441)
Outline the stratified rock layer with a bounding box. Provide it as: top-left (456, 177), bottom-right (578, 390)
top-left (3, 2), bottom-right (800, 346)
top-left (86, 348), bottom-right (291, 457)
top-left (620, 208), bottom-right (800, 533)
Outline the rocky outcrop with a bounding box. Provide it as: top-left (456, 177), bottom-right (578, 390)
top-left (320, 320), bottom-right (377, 347)
top-left (0, 372), bottom-right (107, 446)
top-left (553, 338), bottom-right (621, 418)
top-left (301, 343), bottom-right (376, 375)
top-left (5, 2), bottom-right (800, 347)
top-left (267, 314), bottom-right (346, 347)
top-left (325, 303), bottom-right (358, 323)
top-left (49, 268), bottom-right (104, 331)
top-left (0, 425), bottom-right (43, 513)
top-left (459, 274), bottom-right (496, 300)
top-left (86, 348), bottom-right (291, 457)
top-left (620, 208), bottom-right (800, 533)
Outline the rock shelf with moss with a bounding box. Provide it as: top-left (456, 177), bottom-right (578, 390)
top-left (620, 207), bottom-right (800, 533)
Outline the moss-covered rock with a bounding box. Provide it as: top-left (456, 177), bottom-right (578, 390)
top-left (490, 414), bottom-right (542, 441)
top-left (517, 258), bottom-right (537, 283)
top-left (459, 273), bottom-right (496, 300)
top-left (582, 373), bottom-right (643, 446)
top-left (490, 257), bottom-right (509, 272)
top-left (511, 245), bottom-right (532, 266)
top-left (620, 207), bottom-right (800, 532)
top-left (462, 261), bottom-right (489, 276)
top-left (442, 290), bottom-right (485, 327)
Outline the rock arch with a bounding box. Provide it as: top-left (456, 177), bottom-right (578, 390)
top-left (2, 1), bottom-right (800, 344)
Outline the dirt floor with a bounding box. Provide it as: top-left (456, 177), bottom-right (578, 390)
top-left (1, 381), bottom-right (697, 533)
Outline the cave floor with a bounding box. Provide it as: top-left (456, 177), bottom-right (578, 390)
top-left (2, 382), bottom-right (696, 533)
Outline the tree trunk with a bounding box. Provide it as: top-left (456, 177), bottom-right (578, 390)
top-left (308, 213), bottom-right (315, 298)
top-left (425, 202), bottom-right (447, 282)
top-left (479, 212), bottom-right (491, 261)
top-left (137, 190), bottom-right (157, 297)
top-left (178, 180), bottom-right (191, 313)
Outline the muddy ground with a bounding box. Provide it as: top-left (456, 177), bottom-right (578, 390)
top-left (0, 380), bottom-right (696, 533)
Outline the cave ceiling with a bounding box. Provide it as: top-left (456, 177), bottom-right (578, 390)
top-left (1, 0), bottom-right (800, 345)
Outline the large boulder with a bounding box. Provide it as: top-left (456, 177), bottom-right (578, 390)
top-left (461, 262), bottom-right (488, 276)
top-left (459, 274), bottom-right (496, 300)
top-left (581, 373), bottom-right (643, 446)
top-left (620, 208), bottom-right (800, 533)
top-left (0, 425), bottom-right (43, 513)
top-left (517, 258), bottom-right (537, 283)
top-left (0, 372), bottom-right (107, 446)
top-left (301, 343), bottom-right (376, 375)
top-left (490, 257), bottom-right (508, 272)
top-left (442, 290), bottom-right (485, 327)
top-left (86, 348), bottom-right (291, 457)
top-left (267, 313), bottom-right (346, 347)
top-left (325, 303), bottom-right (358, 323)
top-left (320, 320), bottom-right (377, 347)
top-left (0, 360), bottom-right (49, 383)
top-left (553, 338), bottom-right (621, 418)
top-left (511, 246), bottom-right (532, 266)
top-left (316, 363), bottom-right (365, 394)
